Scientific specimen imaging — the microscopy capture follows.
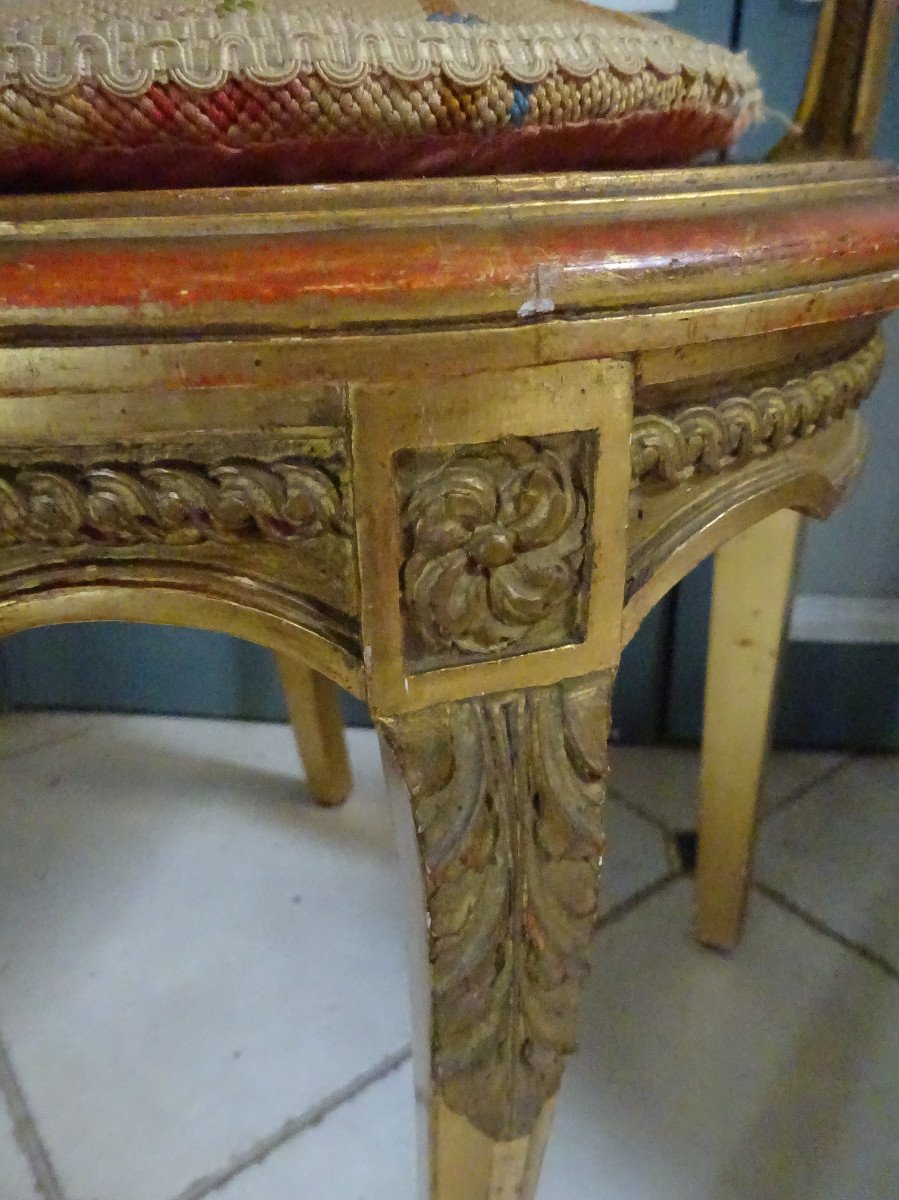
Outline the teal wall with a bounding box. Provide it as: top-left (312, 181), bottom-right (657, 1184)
top-left (662, 2), bottom-right (899, 751)
top-left (0, 626), bottom-right (288, 722)
top-left (0, 604), bottom-right (678, 742)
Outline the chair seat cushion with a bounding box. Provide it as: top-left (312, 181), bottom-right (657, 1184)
top-left (0, 1), bottom-right (762, 191)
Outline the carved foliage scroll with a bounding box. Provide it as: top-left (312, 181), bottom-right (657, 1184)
top-left (381, 671), bottom-right (613, 1140)
top-left (0, 457), bottom-right (349, 549)
top-left (398, 433), bottom-right (596, 666)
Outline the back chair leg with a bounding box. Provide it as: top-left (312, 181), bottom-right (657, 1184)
top-left (696, 509), bottom-right (804, 951)
top-left (276, 654), bottom-right (352, 807)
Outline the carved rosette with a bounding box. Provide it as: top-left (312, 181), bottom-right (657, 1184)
top-left (399, 435), bottom-right (594, 663)
top-left (381, 671), bottom-right (613, 1141)
top-left (0, 458), bottom-right (348, 548)
top-left (631, 332), bottom-right (885, 486)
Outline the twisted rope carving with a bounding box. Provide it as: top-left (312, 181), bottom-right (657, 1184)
top-left (631, 333), bottom-right (885, 486)
top-left (0, 458), bottom-right (348, 548)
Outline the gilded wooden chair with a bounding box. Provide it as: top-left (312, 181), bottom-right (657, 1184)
top-left (277, 654), bottom-right (352, 807)
top-left (692, 0), bottom-right (897, 950)
top-left (0, 3), bottom-right (895, 1198)
top-left (291, 0), bottom-right (899, 951)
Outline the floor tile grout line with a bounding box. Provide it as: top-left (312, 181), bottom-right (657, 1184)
top-left (0, 1035), bottom-right (67, 1200)
top-left (763, 753), bottom-right (855, 820)
top-left (753, 881), bottom-right (898, 981)
top-left (606, 786), bottom-right (678, 836)
top-left (596, 868), bottom-right (684, 932)
top-left (0, 719), bottom-right (100, 766)
top-left (168, 1044), bottom-right (412, 1200)
top-left (610, 751), bottom-right (866, 835)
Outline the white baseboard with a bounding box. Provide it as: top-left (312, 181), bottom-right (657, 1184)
top-left (790, 595), bottom-right (899, 645)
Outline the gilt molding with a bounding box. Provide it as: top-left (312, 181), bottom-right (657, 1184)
top-left (631, 332), bottom-right (885, 487)
top-left (0, 456), bottom-right (349, 549)
top-left (399, 434), bottom-right (595, 664)
top-left (771, 0), bottom-right (897, 159)
top-left (380, 670), bottom-right (613, 1141)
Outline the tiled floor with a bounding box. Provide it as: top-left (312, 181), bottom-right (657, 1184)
top-left (0, 714), bottom-right (895, 1200)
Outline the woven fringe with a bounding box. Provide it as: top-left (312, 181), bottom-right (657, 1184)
top-left (0, 67), bottom-right (753, 152)
top-left (0, 107), bottom-right (739, 193)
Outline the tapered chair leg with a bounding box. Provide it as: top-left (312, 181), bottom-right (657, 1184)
top-left (696, 508), bottom-right (803, 951)
top-left (276, 653), bottom-right (351, 807)
top-left (378, 672), bottom-right (614, 1200)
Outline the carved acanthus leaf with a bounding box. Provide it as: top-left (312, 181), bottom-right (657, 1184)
top-left (631, 332), bottom-right (884, 486)
top-left (381, 671), bottom-right (613, 1141)
top-left (400, 435), bottom-right (593, 661)
top-left (0, 457), bottom-right (349, 548)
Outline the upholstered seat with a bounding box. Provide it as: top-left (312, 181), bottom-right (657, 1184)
top-left (0, 0), bottom-right (762, 190)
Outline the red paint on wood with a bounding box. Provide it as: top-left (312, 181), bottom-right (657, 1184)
top-left (0, 199), bottom-right (896, 319)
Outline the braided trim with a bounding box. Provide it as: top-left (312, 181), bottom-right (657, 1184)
top-left (0, 6), bottom-right (760, 99)
top-left (630, 334), bottom-right (885, 487)
top-left (0, 457), bottom-right (349, 548)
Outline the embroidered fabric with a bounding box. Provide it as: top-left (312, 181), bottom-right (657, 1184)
top-left (0, 0), bottom-right (760, 99)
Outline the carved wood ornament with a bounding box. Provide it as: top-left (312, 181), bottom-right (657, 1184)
top-left (631, 332), bottom-right (884, 486)
top-left (399, 434), bottom-right (595, 664)
top-left (0, 457), bottom-right (349, 548)
top-left (381, 670), bottom-right (614, 1141)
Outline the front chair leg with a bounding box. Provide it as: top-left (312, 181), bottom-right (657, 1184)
top-left (276, 653), bottom-right (351, 807)
top-left (378, 671), bottom-right (614, 1200)
top-left (696, 508), bottom-right (803, 950)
